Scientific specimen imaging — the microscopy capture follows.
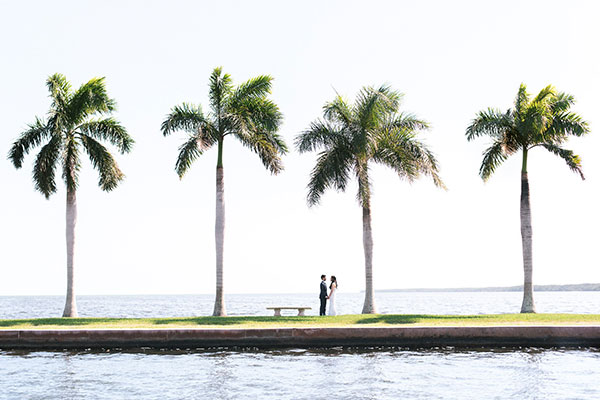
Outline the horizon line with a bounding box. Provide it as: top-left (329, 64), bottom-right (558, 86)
top-left (2, 282), bottom-right (598, 297)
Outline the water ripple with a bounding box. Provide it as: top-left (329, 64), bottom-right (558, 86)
top-left (1, 348), bottom-right (599, 399)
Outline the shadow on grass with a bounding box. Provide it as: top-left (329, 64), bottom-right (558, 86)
top-left (355, 315), bottom-right (489, 325)
top-left (0, 316), bottom-right (323, 328)
top-left (0, 318), bottom-right (127, 327)
top-left (152, 316), bottom-right (320, 326)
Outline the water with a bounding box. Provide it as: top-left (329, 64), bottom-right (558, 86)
top-left (1, 291), bottom-right (599, 319)
top-left (0, 347), bottom-right (599, 399)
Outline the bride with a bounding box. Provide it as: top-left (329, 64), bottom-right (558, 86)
top-left (327, 276), bottom-right (338, 316)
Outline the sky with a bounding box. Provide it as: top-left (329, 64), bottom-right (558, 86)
top-left (0, 0), bottom-right (599, 296)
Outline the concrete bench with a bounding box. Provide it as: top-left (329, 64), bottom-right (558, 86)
top-left (266, 307), bottom-right (312, 316)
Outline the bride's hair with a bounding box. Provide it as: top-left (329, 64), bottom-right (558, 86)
top-left (330, 276), bottom-right (337, 289)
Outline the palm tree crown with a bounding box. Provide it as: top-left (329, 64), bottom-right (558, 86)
top-left (466, 83), bottom-right (589, 180)
top-left (161, 67), bottom-right (286, 175)
top-left (296, 85), bottom-right (444, 206)
top-left (9, 73), bottom-right (133, 195)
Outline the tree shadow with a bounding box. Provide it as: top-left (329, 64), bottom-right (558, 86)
top-left (355, 314), bottom-right (489, 325)
top-left (0, 318), bottom-right (126, 327)
top-left (151, 316), bottom-right (317, 326)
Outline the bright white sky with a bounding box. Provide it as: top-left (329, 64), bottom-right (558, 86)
top-left (0, 0), bottom-right (598, 296)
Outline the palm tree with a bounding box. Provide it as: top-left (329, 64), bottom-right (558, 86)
top-left (295, 85), bottom-right (444, 314)
top-left (9, 73), bottom-right (133, 317)
top-left (161, 67), bottom-right (286, 316)
top-left (466, 83), bottom-right (589, 313)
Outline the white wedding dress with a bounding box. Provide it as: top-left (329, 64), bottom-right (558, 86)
top-left (327, 284), bottom-right (337, 316)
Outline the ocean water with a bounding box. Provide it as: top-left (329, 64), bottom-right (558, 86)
top-left (0, 347), bottom-right (599, 399)
top-left (0, 291), bottom-right (598, 319)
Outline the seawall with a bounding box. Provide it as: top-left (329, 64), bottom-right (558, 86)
top-left (1, 326), bottom-right (600, 350)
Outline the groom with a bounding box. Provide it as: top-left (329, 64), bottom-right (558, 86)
top-left (319, 274), bottom-right (327, 316)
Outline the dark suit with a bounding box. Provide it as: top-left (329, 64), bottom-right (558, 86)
top-left (319, 280), bottom-right (327, 316)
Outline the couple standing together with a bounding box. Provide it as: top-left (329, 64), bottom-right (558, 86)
top-left (319, 275), bottom-right (338, 316)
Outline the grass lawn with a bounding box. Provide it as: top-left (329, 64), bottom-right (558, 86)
top-left (1, 314), bottom-right (600, 329)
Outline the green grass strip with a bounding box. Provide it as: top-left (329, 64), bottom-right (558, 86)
top-left (1, 314), bottom-right (600, 329)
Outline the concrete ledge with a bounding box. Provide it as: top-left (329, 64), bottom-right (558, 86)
top-left (1, 326), bottom-right (600, 350)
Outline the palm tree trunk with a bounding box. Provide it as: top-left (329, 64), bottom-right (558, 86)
top-left (520, 150), bottom-right (535, 313)
top-left (361, 204), bottom-right (377, 314)
top-left (62, 189), bottom-right (78, 317)
top-left (213, 140), bottom-right (226, 316)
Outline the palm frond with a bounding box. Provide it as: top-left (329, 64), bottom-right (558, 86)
top-left (230, 95), bottom-right (286, 174)
top-left (372, 130), bottom-right (418, 179)
top-left (226, 91), bottom-right (286, 174)
top-left (371, 84), bottom-right (402, 110)
top-left (551, 92), bottom-right (575, 113)
top-left (356, 85), bottom-right (401, 129)
top-left (174, 134), bottom-right (203, 178)
top-left (46, 73), bottom-right (72, 112)
top-left (78, 118), bottom-right (134, 153)
top-left (67, 77), bottom-right (115, 124)
top-left (545, 111), bottom-right (589, 141)
top-left (532, 84), bottom-right (556, 105)
top-left (8, 117), bottom-right (51, 168)
top-left (236, 130), bottom-right (287, 174)
top-left (541, 143), bottom-right (584, 180)
top-left (388, 112), bottom-right (429, 132)
top-left (418, 145), bottom-right (445, 189)
top-left (465, 108), bottom-right (510, 141)
top-left (521, 97), bottom-right (552, 140)
top-left (295, 120), bottom-right (347, 153)
top-left (209, 67), bottom-right (233, 114)
top-left (255, 98), bottom-right (284, 133)
top-left (230, 75), bottom-right (273, 105)
top-left (514, 83), bottom-right (530, 117)
top-left (161, 103), bottom-right (217, 151)
top-left (479, 140), bottom-right (508, 181)
top-left (229, 96), bottom-right (283, 135)
top-left (80, 134), bottom-right (124, 190)
top-left (323, 95), bottom-right (353, 126)
top-left (307, 145), bottom-right (354, 206)
top-left (32, 134), bottom-right (62, 198)
top-left (373, 128), bottom-right (445, 188)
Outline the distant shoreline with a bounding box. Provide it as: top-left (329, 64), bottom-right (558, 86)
top-left (2, 284), bottom-right (600, 297)
top-left (378, 283), bottom-right (600, 293)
